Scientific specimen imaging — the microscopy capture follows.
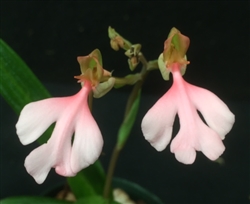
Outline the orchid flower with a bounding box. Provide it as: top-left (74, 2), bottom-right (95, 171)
top-left (16, 49), bottom-right (115, 184)
top-left (141, 28), bottom-right (235, 164)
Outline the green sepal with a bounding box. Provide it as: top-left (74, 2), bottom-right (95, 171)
top-left (165, 27), bottom-right (190, 59)
top-left (171, 33), bottom-right (180, 51)
top-left (93, 77), bottom-right (115, 98)
top-left (127, 58), bottom-right (139, 71)
top-left (89, 49), bottom-right (103, 67)
top-left (158, 53), bottom-right (170, 81)
top-left (88, 58), bottom-right (98, 70)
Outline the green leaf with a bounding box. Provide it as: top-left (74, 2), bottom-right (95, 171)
top-left (0, 196), bottom-right (71, 204)
top-left (75, 196), bottom-right (119, 204)
top-left (67, 161), bottom-right (106, 198)
top-left (0, 195), bottom-right (119, 204)
top-left (0, 39), bottom-right (51, 113)
top-left (117, 89), bottom-right (141, 149)
top-left (0, 39), bottom-right (53, 144)
top-left (113, 178), bottom-right (164, 204)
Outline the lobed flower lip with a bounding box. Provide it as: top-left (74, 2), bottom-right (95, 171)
top-left (141, 63), bottom-right (235, 164)
top-left (16, 80), bottom-right (103, 184)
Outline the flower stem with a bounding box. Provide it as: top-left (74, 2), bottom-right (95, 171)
top-left (103, 81), bottom-right (142, 199)
top-left (103, 53), bottom-right (152, 199)
top-left (103, 144), bottom-right (121, 198)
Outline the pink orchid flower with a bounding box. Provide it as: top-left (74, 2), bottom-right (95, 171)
top-left (16, 49), bottom-right (114, 184)
top-left (141, 28), bottom-right (235, 164)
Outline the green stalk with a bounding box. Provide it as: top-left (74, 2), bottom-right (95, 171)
top-left (103, 53), bottom-right (153, 199)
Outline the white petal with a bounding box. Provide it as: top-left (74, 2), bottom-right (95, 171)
top-left (51, 119), bottom-right (75, 177)
top-left (170, 72), bottom-right (220, 163)
top-left (24, 144), bottom-right (54, 184)
top-left (141, 89), bottom-right (177, 151)
top-left (173, 148), bottom-right (196, 165)
top-left (170, 114), bottom-right (225, 163)
top-left (170, 125), bottom-right (197, 164)
top-left (187, 83), bottom-right (235, 139)
top-left (70, 107), bottom-right (103, 173)
top-left (16, 97), bottom-right (70, 145)
top-left (198, 122), bottom-right (225, 161)
top-left (24, 118), bottom-right (75, 184)
top-left (22, 86), bottom-right (92, 183)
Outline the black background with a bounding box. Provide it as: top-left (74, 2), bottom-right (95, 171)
top-left (1, 1), bottom-right (249, 204)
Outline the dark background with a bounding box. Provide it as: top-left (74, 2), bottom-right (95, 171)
top-left (1, 1), bottom-right (249, 204)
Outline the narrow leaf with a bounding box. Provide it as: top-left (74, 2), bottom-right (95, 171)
top-left (113, 178), bottom-right (164, 204)
top-left (117, 90), bottom-right (141, 149)
top-left (0, 196), bottom-right (71, 204)
top-left (0, 39), bottom-right (52, 144)
top-left (75, 196), bottom-right (119, 204)
top-left (0, 39), bottom-right (50, 113)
